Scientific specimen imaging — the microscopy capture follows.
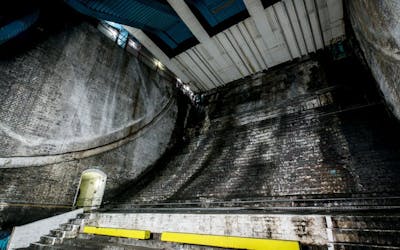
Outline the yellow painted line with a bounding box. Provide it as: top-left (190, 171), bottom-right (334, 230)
top-left (161, 232), bottom-right (300, 250)
top-left (83, 226), bottom-right (150, 239)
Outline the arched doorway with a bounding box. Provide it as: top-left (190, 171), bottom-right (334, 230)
top-left (74, 169), bottom-right (107, 211)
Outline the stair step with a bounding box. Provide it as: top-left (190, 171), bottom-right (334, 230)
top-left (49, 229), bottom-right (77, 239)
top-left (76, 213), bottom-right (95, 220)
top-left (331, 216), bottom-right (400, 230)
top-left (28, 242), bottom-right (95, 250)
top-left (50, 230), bottom-right (65, 238)
top-left (68, 218), bottom-right (84, 225)
top-left (61, 238), bottom-right (161, 250)
top-left (76, 233), bottom-right (230, 249)
top-left (76, 233), bottom-right (151, 245)
top-left (39, 236), bottom-right (62, 245)
top-left (109, 198), bottom-right (400, 211)
top-left (332, 228), bottom-right (400, 246)
top-left (29, 242), bottom-right (51, 249)
top-left (59, 223), bottom-right (80, 231)
top-left (42, 245), bottom-right (89, 250)
top-left (332, 243), bottom-right (400, 250)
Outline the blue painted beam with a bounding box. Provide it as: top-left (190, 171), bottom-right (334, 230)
top-left (0, 9), bottom-right (40, 45)
top-left (65, 0), bottom-right (183, 31)
top-left (65, 0), bottom-right (151, 29)
top-left (187, 0), bottom-right (247, 27)
top-left (65, 0), bottom-right (197, 54)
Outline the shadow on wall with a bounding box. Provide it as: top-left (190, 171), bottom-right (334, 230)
top-left (169, 111), bottom-right (242, 200)
top-left (347, 0), bottom-right (400, 120)
top-left (165, 60), bottom-right (332, 200)
top-left (105, 92), bottom-right (193, 204)
top-left (109, 52), bottom-right (400, 205)
top-left (317, 56), bottom-right (400, 195)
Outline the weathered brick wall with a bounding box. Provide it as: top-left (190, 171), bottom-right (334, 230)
top-left (348, 0), bottom-right (400, 120)
top-left (0, 21), bottom-right (173, 156)
top-left (119, 54), bottom-right (400, 204)
top-left (0, 18), bottom-right (178, 227)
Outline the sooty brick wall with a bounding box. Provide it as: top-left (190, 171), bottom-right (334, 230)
top-left (115, 54), bottom-right (400, 204)
top-left (348, 0), bottom-right (400, 120)
top-left (0, 20), bottom-right (173, 157)
top-left (0, 15), bottom-right (177, 228)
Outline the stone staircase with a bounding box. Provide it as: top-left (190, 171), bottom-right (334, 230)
top-left (21, 212), bottom-right (400, 249)
top-left (328, 215), bottom-right (400, 249)
top-left (21, 212), bottom-right (224, 250)
top-left (26, 213), bottom-right (92, 249)
top-left (107, 196), bottom-right (400, 213)
top-left (51, 234), bottom-right (223, 250)
top-left (27, 233), bottom-right (224, 250)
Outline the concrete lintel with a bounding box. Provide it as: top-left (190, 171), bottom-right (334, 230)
top-left (166, 1), bottom-right (235, 84)
top-left (244, 0), bottom-right (277, 46)
top-left (166, 0), bottom-right (210, 42)
top-left (244, 0), bottom-right (278, 53)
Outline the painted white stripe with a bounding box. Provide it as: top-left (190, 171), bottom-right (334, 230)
top-left (325, 215), bottom-right (335, 250)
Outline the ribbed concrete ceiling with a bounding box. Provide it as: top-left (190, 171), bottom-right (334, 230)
top-left (65, 0), bottom-right (199, 55)
top-left (67, 0), bottom-right (345, 93)
top-left (125, 0), bottom-right (345, 92)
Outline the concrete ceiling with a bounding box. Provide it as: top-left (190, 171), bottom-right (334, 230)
top-left (125, 0), bottom-right (345, 93)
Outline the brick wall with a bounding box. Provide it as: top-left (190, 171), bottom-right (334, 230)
top-left (0, 21), bottom-right (173, 156)
top-left (118, 54), bottom-right (400, 204)
top-left (348, 0), bottom-right (400, 120)
top-left (0, 17), bottom-right (178, 228)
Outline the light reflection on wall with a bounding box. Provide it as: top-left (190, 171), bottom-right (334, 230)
top-left (97, 20), bottom-right (197, 101)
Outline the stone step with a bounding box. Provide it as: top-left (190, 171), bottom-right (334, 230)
top-left (59, 223), bottom-right (80, 232)
top-left (331, 215), bottom-right (400, 230)
top-left (77, 232), bottom-right (156, 244)
top-left (60, 237), bottom-right (162, 250)
top-left (75, 233), bottom-right (231, 249)
top-left (28, 241), bottom-right (97, 250)
top-left (39, 236), bottom-right (62, 245)
top-left (49, 229), bottom-right (77, 239)
top-left (332, 228), bottom-right (400, 246)
top-left (108, 197), bottom-right (400, 211)
top-left (29, 242), bottom-right (51, 249)
top-left (332, 243), bottom-right (400, 250)
top-left (76, 213), bottom-right (95, 220)
top-left (49, 229), bottom-right (65, 238)
top-left (68, 218), bottom-right (84, 225)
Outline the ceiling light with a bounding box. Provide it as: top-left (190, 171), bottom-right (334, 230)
top-left (154, 59), bottom-right (164, 70)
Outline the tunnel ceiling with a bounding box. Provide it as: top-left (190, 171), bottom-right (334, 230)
top-left (65, 0), bottom-right (199, 56)
top-left (67, 0), bottom-right (345, 92)
top-left (0, 1), bottom-right (40, 45)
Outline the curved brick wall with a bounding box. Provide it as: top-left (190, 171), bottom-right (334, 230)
top-left (348, 0), bottom-right (400, 120)
top-left (0, 22), bottom-right (173, 157)
top-left (0, 17), bottom-right (178, 227)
